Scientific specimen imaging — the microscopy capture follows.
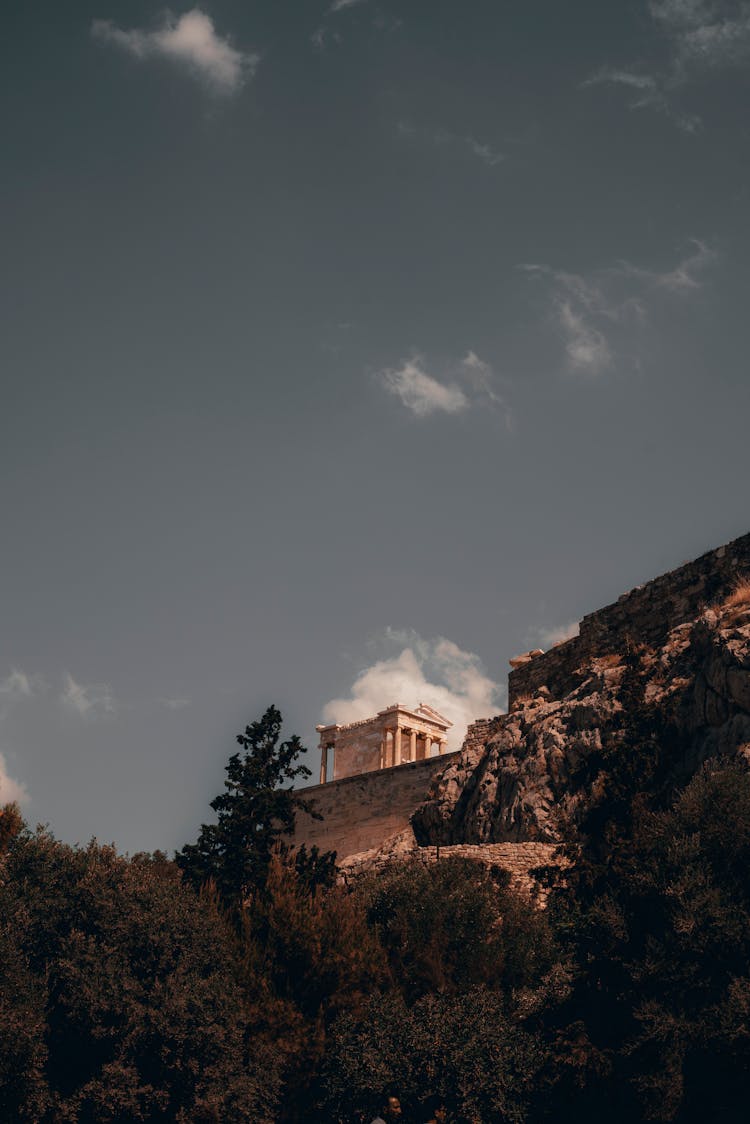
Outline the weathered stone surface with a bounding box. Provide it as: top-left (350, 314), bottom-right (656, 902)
top-left (413, 602), bottom-right (750, 847)
top-left (292, 754), bottom-right (459, 859)
top-left (508, 532), bottom-right (750, 706)
top-left (339, 837), bottom-right (567, 903)
top-left (293, 533), bottom-right (750, 876)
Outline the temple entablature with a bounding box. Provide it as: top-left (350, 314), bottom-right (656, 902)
top-left (316, 702), bottom-right (452, 783)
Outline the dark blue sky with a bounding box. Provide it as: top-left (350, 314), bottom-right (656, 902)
top-left (2, 0), bottom-right (748, 852)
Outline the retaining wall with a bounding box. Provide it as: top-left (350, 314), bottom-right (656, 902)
top-left (292, 753), bottom-right (458, 860)
top-left (509, 531), bottom-right (750, 706)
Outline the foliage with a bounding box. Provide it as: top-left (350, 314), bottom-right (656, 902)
top-left (240, 850), bottom-right (388, 1120)
top-left (545, 651), bottom-right (750, 1124)
top-left (0, 826), bottom-right (280, 1122)
top-left (175, 705), bottom-right (330, 906)
top-left (357, 855), bottom-right (559, 1004)
top-left (0, 801), bottom-right (25, 855)
top-left (322, 988), bottom-right (546, 1124)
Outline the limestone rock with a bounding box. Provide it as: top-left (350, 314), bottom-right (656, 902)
top-left (413, 612), bottom-right (750, 846)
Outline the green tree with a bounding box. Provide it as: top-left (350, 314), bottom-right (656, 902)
top-left (357, 855), bottom-right (559, 1004)
top-left (322, 988), bottom-right (546, 1124)
top-left (0, 825), bottom-right (280, 1122)
top-left (175, 705), bottom-right (330, 905)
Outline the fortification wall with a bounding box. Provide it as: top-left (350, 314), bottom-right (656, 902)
top-left (293, 753), bottom-right (459, 860)
top-left (509, 532), bottom-right (750, 705)
top-left (460, 716), bottom-right (504, 756)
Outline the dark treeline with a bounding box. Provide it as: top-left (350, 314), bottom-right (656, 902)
top-left (2, 687), bottom-right (750, 1122)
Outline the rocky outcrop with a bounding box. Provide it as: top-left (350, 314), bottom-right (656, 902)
top-left (412, 594), bottom-right (750, 846)
top-left (339, 834), bottom-right (564, 901)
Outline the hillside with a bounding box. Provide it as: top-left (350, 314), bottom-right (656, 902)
top-left (414, 536), bottom-right (750, 848)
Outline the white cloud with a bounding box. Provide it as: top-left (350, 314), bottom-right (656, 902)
top-left (0, 669), bottom-right (34, 700)
top-left (616, 238), bottom-right (717, 293)
top-left (464, 136), bottom-right (505, 166)
top-left (0, 751), bottom-right (29, 806)
top-left (585, 1), bottom-right (750, 129)
top-left (379, 356), bottom-right (469, 417)
top-left (397, 120), bottom-right (505, 167)
top-left (322, 631), bottom-right (504, 749)
top-left (584, 67), bottom-right (658, 92)
top-left (378, 351), bottom-right (511, 421)
top-left (91, 9), bottom-right (257, 94)
top-left (459, 351), bottom-right (515, 427)
top-left (521, 242), bottom-right (716, 375)
top-left (557, 300), bottom-right (612, 374)
top-left (60, 673), bottom-right (116, 719)
top-left (651, 0), bottom-right (750, 69)
top-left (161, 696), bottom-right (191, 711)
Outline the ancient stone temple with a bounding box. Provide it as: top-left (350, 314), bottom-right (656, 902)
top-left (316, 703), bottom-right (452, 783)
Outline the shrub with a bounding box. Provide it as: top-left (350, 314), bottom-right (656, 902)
top-left (719, 576), bottom-right (750, 625)
top-left (0, 827), bottom-right (280, 1122)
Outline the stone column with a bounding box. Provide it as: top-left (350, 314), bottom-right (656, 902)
top-left (438, 739), bottom-right (447, 755)
top-left (409, 729), bottom-right (417, 761)
top-left (319, 746), bottom-right (327, 785)
top-left (380, 734), bottom-right (387, 769)
top-left (394, 726), bottom-right (402, 766)
top-left (424, 735), bottom-right (432, 758)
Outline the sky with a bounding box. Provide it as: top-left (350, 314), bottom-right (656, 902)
top-left (2, 0), bottom-right (749, 854)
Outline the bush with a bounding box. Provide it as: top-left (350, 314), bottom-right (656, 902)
top-left (322, 988), bottom-right (545, 1123)
top-left (0, 825), bottom-right (280, 1122)
top-left (356, 856), bottom-right (559, 1003)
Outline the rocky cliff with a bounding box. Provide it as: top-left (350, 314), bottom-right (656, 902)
top-left (413, 544), bottom-right (750, 847)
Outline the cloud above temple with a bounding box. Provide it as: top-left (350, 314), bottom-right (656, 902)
top-left (321, 631), bottom-right (504, 748)
top-left (0, 751), bottom-right (29, 806)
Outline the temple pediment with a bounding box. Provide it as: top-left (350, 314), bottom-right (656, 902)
top-left (316, 701), bottom-right (452, 783)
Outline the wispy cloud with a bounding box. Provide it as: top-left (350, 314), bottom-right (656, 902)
top-left (0, 751), bottom-right (29, 806)
top-left (91, 9), bottom-right (258, 94)
top-left (328, 0), bottom-right (369, 10)
top-left (521, 241), bottom-right (716, 375)
top-left (464, 137), bottom-right (504, 166)
top-left (322, 630), bottom-right (504, 749)
top-left (313, 0), bottom-right (384, 50)
top-left (378, 351), bottom-right (511, 421)
top-left (397, 120), bottom-right (504, 167)
top-left (582, 66), bottom-right (700, 133)
top-left (161, 696), bottom-right (191, 711)
top-left (584, 1), bottom-right (750, 130)
top-left (651, 0), bottom-right (750, 71)
top-left (615, 238), bottom-right (717, 293)
top-left (0, 669), bottom-right (34, 700)
top-left (60, 673), bottom-right (116, 719)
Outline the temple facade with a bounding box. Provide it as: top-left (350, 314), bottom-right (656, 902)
top-left (316, 703), bottom-right (452, 783)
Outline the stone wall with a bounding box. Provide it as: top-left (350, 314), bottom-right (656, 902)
top-left (340, 842), bottom-right (566, 903)
top-left (292, 753), bottom-right (459, 860)
top-left (460, 716), bottom-right (503, 756)
top-left (509, 531), bottom-right (750, 706)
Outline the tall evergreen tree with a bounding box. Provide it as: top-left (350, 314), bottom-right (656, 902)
top-left (176, 705), bottom-right (328, 904)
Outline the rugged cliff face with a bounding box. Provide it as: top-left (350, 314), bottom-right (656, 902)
top-left (413, 586), bottom-right (750, 846)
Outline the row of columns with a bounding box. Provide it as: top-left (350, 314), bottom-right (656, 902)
top-left (319, 727), bottom-right (449, 784)
top-left (379, 727), bottom-right (447, 769)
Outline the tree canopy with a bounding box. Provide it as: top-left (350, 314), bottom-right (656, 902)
top-left (175, 705), bottom-right (327, 904)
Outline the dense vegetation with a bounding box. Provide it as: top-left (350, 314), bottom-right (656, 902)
top-left (2, 694), bottom-right (750, 1122)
